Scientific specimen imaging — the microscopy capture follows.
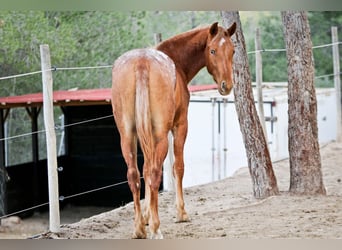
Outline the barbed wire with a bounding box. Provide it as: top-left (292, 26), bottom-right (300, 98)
top-left (0, 114), bottom-right (114, 142)
top-left (0, 69), bottom-right (51, 81)
top-left (0, 202), bottom-right (49, 220)
top-left (247, 48), bottom-right (286, 54)
top-left (0, 177), bottom-right (140, 220)
top-left (53, 65), bottom-right (112, 71)
top-left (315, 72), bottom-right (342, 79)
top-left (0, 39), bottom-right (340, 142)
top-left (0, 65), bottom-right (112, 82)
top-left (0, 40), bottom-right (340, 82)
top-left (313, 41), bottom-right (342, 49)
top-left (55, 114), bottom-right (114, 131)
top-left (59, 178), bottom-right (132, 202)
top-left (247, 41), bottom-right (342, 54)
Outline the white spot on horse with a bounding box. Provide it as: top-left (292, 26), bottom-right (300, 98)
top-left (136, 182), bottom-right (140, 189)
top-left (219, 37), bottom-right (226, 47)
top-left (114, 48), bottom-right (177, 87)
top-left (148, 49), bottom-right (176, 85)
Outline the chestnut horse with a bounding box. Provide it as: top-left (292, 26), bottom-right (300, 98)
top-left (111, 22), bottom-right (236, 239)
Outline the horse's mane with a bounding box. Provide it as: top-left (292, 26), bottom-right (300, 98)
top-left (155, 24), bottom-right (211, 49)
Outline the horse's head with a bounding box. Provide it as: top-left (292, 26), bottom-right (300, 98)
top-left (205, 22), bottom-right (236, 96)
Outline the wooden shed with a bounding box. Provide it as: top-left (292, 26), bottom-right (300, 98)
top-left (0, 88), bottom-right (146, 218)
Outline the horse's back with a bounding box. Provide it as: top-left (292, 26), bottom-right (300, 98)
top-left (112, 48), bottom-right (177, 134)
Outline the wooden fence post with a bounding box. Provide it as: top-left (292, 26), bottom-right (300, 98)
top-left (332, 26), bottom-right (342, 142)
top-left (255, 27), bottom-right (268, 144)
top-left (40, 44), bottom-right (60, 233)
top-left (154, 33), bottom-right (162, 45)
top-left (0, 109), bottom-right (6, 224)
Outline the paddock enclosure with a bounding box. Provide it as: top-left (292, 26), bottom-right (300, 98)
top-left (0, 84), bottom-right (337, 220)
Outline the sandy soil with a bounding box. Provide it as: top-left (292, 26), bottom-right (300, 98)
top-left (1, 142), bottom-right (342, 239)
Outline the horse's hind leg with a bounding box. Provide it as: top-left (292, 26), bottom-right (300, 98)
top-left (120, 133), bottom-right (146, 239)
top-left (143, 163), bottom-right (151, 225)
top-left (172, 122), bottom-right (190, 222)
top-left (148, 131), bottom-right (169, 239)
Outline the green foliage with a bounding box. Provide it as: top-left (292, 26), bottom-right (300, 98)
top-left (308, 11), bottom-right (342, 87)
top-left (0, 11), bottom-right (77, 96)
top-left (1, 11), bottom-right (341, 94)
top-left (0, 11), bottom-right (220, 165)
top-left (0, 11), bottom-right (77, 165)
top-left (243, 12), bottom-right (288, 83)
top-left (0, 10), bottom-right (230, 95)
top-left (242, 11), bottom-right (342, 86)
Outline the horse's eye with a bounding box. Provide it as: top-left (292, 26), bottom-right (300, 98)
top-left (210, 49), bottom-right (216, 55)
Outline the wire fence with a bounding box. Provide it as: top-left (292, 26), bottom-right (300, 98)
top-left (0, 39), bottom-right (341, 221)
top-left (247, 41), bottom-right (342, 54)
top-left (0, 70), bottom-right (48, 81)
top-left (246, 41), bottom-right (342, 81)
top-left (0, 178), bottom-right (138, 220)
top-left (0, 114), bottom-right (114, 142)
top-left (0, 41), bottom-right (341, 82)
top-left (0, 65), bottom-right (113, 81)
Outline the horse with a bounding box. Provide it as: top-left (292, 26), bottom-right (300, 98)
top-left (111, 21), bottom-right (236, 239)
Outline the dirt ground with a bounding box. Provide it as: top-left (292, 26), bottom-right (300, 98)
top-left (1, 141), bottom-right (342, 239)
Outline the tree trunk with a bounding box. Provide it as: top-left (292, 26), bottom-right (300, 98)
top-left (281, 11), bottom-right (326, 195)
top-left (221, 11), bottom-right (279, 199)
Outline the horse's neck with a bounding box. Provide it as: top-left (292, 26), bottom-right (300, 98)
top-left (156, 28), bottom-right (208, 84)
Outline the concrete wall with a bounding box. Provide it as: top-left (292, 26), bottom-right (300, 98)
top-left (163, 87), bottom-right (337, 190)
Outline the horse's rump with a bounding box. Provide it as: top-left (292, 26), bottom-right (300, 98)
top-left (112, 48), bottom-right (177, 157)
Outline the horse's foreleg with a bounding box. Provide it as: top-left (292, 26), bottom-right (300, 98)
top-left (172, 123), bottom-right (190, 223)
top-left (121, 135), bottom-right (146, 239)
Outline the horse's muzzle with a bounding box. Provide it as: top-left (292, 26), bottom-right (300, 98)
top-left (218, 81), bottom-right (232, 96)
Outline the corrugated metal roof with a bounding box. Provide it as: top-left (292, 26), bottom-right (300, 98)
top-left (0, 88), bottom-right (112, 108)
top-left (0, 84), bottom-right (217, 109)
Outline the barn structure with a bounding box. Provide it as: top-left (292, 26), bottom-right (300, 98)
top-left (0, 88), bottom-right (140, 218)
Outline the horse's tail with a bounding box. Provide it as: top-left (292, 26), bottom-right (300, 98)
top-left (135, 60), bottom-right (154, 165)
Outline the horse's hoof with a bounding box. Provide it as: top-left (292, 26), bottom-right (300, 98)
top-left (150, 229), bottom-right (163, 239)
top-left (143, 215), bottom-right (150, 226)
top-left (176, 212), bottom-right (190, 223)
top-left (132, 229), bottom-right (147, 239)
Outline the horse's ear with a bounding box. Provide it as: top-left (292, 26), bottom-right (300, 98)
top-left (209, 22), bottom-right (219, 36)
top-left (227, 22), bottom-right (236, 37)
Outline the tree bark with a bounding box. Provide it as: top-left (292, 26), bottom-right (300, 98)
top-left (281, 11), bottom-right (326, 195)
top-left (221, 11), bottom-right (279, 199)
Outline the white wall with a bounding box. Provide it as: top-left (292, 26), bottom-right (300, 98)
top-left (269, 88), bottom-right (337, 161)
top-left (163, 88), bottom-right (337, 189)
